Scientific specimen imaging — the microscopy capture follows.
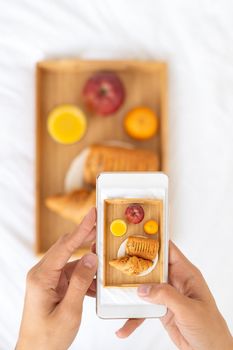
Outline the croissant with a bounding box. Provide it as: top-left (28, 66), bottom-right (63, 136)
top-left (84, 144), bottom-right (159, 186)
top-left (126, 236), bottom-right (159, 261)
top-left (109, 256), bottom-right (153, 276)
top-left (45, 189), bottom-right (96, 225)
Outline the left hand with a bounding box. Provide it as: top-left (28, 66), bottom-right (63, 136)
top-left (16, 207), bottom-right (98, 350)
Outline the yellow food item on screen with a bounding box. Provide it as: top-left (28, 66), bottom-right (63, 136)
top-left (110, 219), bottom-right (127, 237)
top-left (47, 105), bottom-right (87, 144)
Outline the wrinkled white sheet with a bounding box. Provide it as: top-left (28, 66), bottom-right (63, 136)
top-left (0, 0), bottom-right (233, 349)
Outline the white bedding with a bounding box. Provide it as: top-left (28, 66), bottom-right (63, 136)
top-left (0, 0), bottom-right (233, 349)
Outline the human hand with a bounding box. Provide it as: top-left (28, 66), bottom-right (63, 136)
top-left (116, 241), bottom-right (233, 350)
top-left (16, 207), bottom-right (98, 350)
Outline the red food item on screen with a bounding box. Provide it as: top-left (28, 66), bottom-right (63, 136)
top-left (125, 204), bottom-right (145, 224)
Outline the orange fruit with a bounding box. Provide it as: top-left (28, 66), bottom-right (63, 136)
top-left (144, 220), bottom-right (158, 234)
top-left (110, 219), bottom-right (127, 237)
top-left (47, 104), bottom-right (87, 144)
top-left (124, 107), bottom-right (158, 140)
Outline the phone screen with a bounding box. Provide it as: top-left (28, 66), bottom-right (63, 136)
top-left (96, 172), bottom-right (168, 319)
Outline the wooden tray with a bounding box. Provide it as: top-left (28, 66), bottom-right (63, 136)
top-left (35, 59), bottom-right (168, 255)
top-left (103, 198), bottom-right (163, 287)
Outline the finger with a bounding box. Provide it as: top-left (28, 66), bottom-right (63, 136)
top-left (115, 318), bottom-right (145, 338)
top-left (63, 228), bottom-right (96, 275)
top-left (85, 279), bottom-right (97, 298)
top-left (91, 241), bottom-right (96, 254)
top-left (63, 239), bottom-right (96, 278)
top-left (81, 226), bottom-right (96, 244)
top-left (63, 261), bottom-right (96, 298)
top-left (88, 278), bottom-right (96, 292)
top-left (39, 208), bottom-right (96, 271)
top-left (169, 240), bottom-right (195, 267)
top-left (64, 260), bottom-right (79, 280)
top-left (168, 241), bottom-right (212, 300)
top-left (137, 283), bottom-right (191, 318)
top-left (168, 240), bottom-right (198, 284)
top-left (53, 260), bottom-right (96, 298)
top-left (160, 309), bottom-right (190, 350)
top-left (64, 261), bottom-right (97, 287)
top-left (86, 290), bottom-right (96, 298)
top-left (169, 240), bottom-right (204, 276)
top-left (58, 253), bottom-right (98, 317)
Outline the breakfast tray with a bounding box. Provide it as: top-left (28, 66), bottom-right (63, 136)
top-left (104, 198), bottom-right (163, 286)
top-left (35, 59), bottom-right (168, 255)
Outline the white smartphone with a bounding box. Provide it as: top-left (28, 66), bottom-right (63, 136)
top-left (96, 172), bottom-right (169, 319)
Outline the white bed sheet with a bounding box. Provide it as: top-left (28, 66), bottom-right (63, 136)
top-left (0, 0), bottom-right (233, 349)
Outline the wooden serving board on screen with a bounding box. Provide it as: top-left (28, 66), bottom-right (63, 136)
top-left (104, 198), bottom-right (164, 287)
top-left (35, 59), bottom-right (168, 255)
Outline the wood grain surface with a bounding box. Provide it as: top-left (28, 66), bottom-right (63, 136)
top-left (35, 59), bottom-right (167, 254)
top-left (103, 198), bottom-right (163, 287)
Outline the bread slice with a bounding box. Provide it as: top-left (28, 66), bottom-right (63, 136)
top-left (45, 189), bottom-right (96, 224)
top-left (126, 236), bottom-right (159, 260)
top-left (84, 144), bottom-right (159, 186)
top-left (109, 256), bottom-right (153, 276)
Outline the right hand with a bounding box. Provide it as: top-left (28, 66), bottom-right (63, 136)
top-left (116, 241), bottom-right (233, 350)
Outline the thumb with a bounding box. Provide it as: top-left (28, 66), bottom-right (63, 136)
top-left (137, 283), bottom-right (191, 317)
top-left (61, 253), bottom-right (98, 316)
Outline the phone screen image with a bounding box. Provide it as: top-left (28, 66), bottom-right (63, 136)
top-left (96, 172), bottom-right (169, 319)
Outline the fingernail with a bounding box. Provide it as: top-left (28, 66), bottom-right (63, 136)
top-left (138, 284), bottom-right (151, 296)
top-left (82, 253), bottom-right (97, 269)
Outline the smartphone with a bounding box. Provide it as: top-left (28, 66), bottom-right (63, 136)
top-left (96, 172), bottom-right (169, 319)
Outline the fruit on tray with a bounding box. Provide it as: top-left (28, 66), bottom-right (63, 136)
top-left (110, 219), bottom-right (127, 237)
top-left (45, 189), bottom-right (96, 225)
top-left (124, 107), bottom-right (158, 140)
top-left (144, 220), bottom-right (159, 234)
top-left (125, 204), bottom-right (144, 224)
top-left (47, 104), bottom-right (87, 144)
top-left (83, 72), bottom-right (125, 116)
top-left (109, 256), bottom-right (153, 276)
top-left (126, 235), bottom-right (159, 260)
top-left (84, 144), bottom-right (159, 186)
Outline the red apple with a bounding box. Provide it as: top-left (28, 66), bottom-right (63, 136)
top-left (125, 204), bottom-right (144, 224)
top-left (83, 72), bottom-right (125, 116)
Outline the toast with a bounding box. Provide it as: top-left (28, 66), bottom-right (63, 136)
top-left (126, 235), bottom-right (159, 260)
top-left (84, 144), bottom-right (159, 185)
